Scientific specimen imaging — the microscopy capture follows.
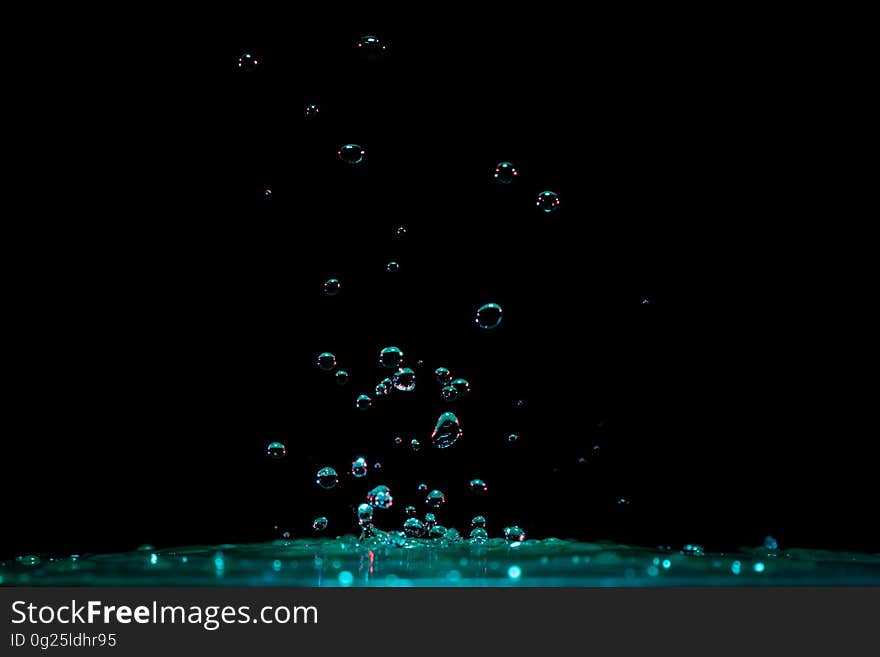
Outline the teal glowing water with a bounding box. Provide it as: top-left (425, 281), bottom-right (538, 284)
top-left (4, 538), bottom-right (879, 586)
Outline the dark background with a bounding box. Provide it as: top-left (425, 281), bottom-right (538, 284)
top-left (3, 12), bottom-right (874, 558)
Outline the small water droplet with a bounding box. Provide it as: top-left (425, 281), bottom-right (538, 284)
top-left (392, 367), bottom-right (416, 392)
top-left (351, 457), bottom-right (368, 478)
top-left (410, 438), bottom-right (421, 451)
top-left (506, 432), bottom-right (520, 444)
top-left (451, 378), bottom-right (471, 398)
top-left (536, 190), bottom-right (561, 213)
top-left (237, 52), bottom-right (260, 72)
top-left (469, 478), bottom-right (488, 494)
top-left (356, 394), bottom-right (372, 411)
top-left (681, 544), bottom-right (705, 556)
top-left (335, 370), bottom-right (350, 385)
top-left (357, 503), bottom-right (374, 527)
top-left (323, 278), bottom-right (341, 296)
top-left (471, 515), bottom-right (487, 528)
top-left (476, 303), bottom-right (503, 329)
top-left (469, 528), bottom-right (488, 543)
top-left (16, 555), bottom-right (40, 567)
top-left (434, 367), bottom-right (452, 385)
top-left (504, 526), bottom-right (526, 542)
top-left (338, 143), bottom-right (366, 165)
top-left (386, 261), bottom-right (400, 273)
top-left (763, 536), bottom-right (779, 551)
top-left (440, 385), bottom-right (458, 401)
top-left (403, 517), bottom-right (425, 537)
top-left (304, 103), bottom-right (320, 118)
top-left (357, 35), bottom-right (387, 60)
top-left (266, 441), bottom-right (287, 459)
top-left (424, 513), bottom-right (436, 529)
top-left (367, 485), bottom-right (393, 509)
top-left (425, 489), bottom-right (446, 508)
top-left (493, 161), bottom-right (519, 184)
top-left (395, 225), bottom-right (407, 238)
top-left (281, 531), bottom-right (291, 540)
top-left (393, 436), bottom-right (403, 446)
top-left (316, 467), bottom-right (339, 489)
top-left (432, 411), bottom-right (463, 449)
top-left (379, 346), bottom-right (404, 369)
top-left (375, 378), bottom-right (393, 397)
top-left (417, 483), bottom-right (428, 493)
top-left (373, 461), bottom-right (382, 471)
top-left (313, 517), bottom-right (328, 531)
top-left (316, 352), bottom-right (337, 370)
top-left (262, 187), bottom-right (273, 200)
top-left (405, 505), bottom-right (417, 516)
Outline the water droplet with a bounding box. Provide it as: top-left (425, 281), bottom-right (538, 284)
top-left (386, 531), bottom-right (407, 547)
top-left (16, 555), bottom-right (40, 567)
top-left (393, 436), bottom-right (403, 446)
top-left (471, 515), bottom-right (486, 528)
top-left (753, 562), bottom-right (766, 573)
top-left (431, 411), bottom-right (463, 449)
top-left (281, 531), bottom-right (291, 540)
top-left (338, 143), bottom-right (366, 165)
top-left (425, 489), bottom-right (446, 508)
top-left (469, 478), bottom-right (488, 494)
top-left (323, 278), bottom-right (341, 296)
top-left (335, 370), bottom-right (350, 385)
top-left (395, 225), bottom-right (407, 238)
top-left (356, 394), bottom-right (372, 411)
top-left (351, 456), bottom-right (369, 478)
top-left (262, 187), bottom-right (273, 200)
top-left (357, 35), bottom-right (387, 59)
top-left (440, 385), bottom-right (458, 401)
top-left (367, 485), bottom-right (393, 509)
top-left (616, 497), bottom-right (631, 506)
top-left (316, 467), bottom-right (339, 489)
top-left (451, 378), bottom-right (471, 398)
top-left (316, 352), bottom-right (337, 370)
top-left (403, 517), bottom-right (425, 537)
top-left (424, 513), bottom-right (436, 529)
top-left (493, 161), bottom-right (519, 184)
top-left (375, 378), bottom-right (393, 397)
top-left (504, 526), bottom-right (526, 542)
top-left (417, 483), bottom-right (428, 492)
top-left (514, 399), bottom-right (526, 409)
top-left (469, 528), bottom-right (488, 543)
top-left (434, 367), bottom-right (452, 385)
top-left (266, 441), bottom-right (287, 459)
top-left (379, 346), bottom-right (404, 369)
top-left (476, 303), bottom-right (503, 329)
top-left (536, 190), bottom-right (561, 213)
top-left (386, 261), bottom-right (400, 273)
top-left (410, 438), bottom-right (421, 451)
top-left (731, 560), bottom-right (742, 575)
top-left (392, 368), bottom-right (416, 392)
top-left (641, 296), bottom-right (652, 305)
top-left (304, 103), bottom-right (320, 118)
top-left (313, 517), bottom-right (328, 532)
top-left (428, 525), bottom-right (448, 539)
top-left (763, 536), bottom-right (779, 551)
top-left (373, 461), bottom-right (382, 471)
top-left (405, 505), bottom-right (417, 516)
top-left (681, 544), bottom-right (705, 556)
top-left (506, 432), bottom-right (520, 444)
top-left (237, 52), bottom-right (260, 72)
top-left (357, 503), bottom-right (374, 527)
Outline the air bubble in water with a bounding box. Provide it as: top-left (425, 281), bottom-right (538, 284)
top-left (434, 367), bottom-right (452, 385)
top-left (357, 503), bottom-right (374, 527)
top-left (266, 442), bottom-right (287, 459)
top-left (351, 457), bottom-right (368, 478)
top-left (504, 526), bottom-right (526, 542)
top-left (536, 190), bottom-right (561, 213)
top-left (367, 485), bottom-right (393, 510)
top-left (323, 278), bottom-right (340, 296)
top-left (237, 52), bottom-right (260, 71)
top-left (313, 517), bottom-right (328, 532)
top-left (432, 412), bottom-right (462, 449)
top-left (356, 394), bottom-right (372, 411)
top-left (316, 467), bottom-right (339, 489)
top-left (335, 370), bottom-right (350, 386)
top-left (469, 478), bottom-right (487, 494)
top-left (304, 104), bottom-right (320, 118)
top-left (493, 161), bottom-right (519, 184)
top-left (476, 303), bottom-right (503, 329)
top-left (317, 352), bottom-right (337, 370)
top-left (338, 143), bottom-right (366, 165)
top-left (379, 346), bottom-right (404, 369)
top-left (392, 368), bottom-right (416, 392)
top-left (471, 515), bottom-right (487, 528)
top-left (425, 489), bottom-right (446, 508)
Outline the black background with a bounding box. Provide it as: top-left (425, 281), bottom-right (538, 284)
top-left (3, 12), bottom-right (874, 558)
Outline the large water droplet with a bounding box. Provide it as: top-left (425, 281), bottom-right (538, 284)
top-left (434, 367), bottom-right (452, 385)
top-left (493, 161), bottom-right (518, 184)
top-left (316, 467), bottom-right (339, 489)
top-left (357, 503), bottom-right (374, 527)
top-left (356, 394), bottom-right (372, 411)
top-left (351, 456), bottom-right (368, 478)
top-left (504, 526), bottom-right (526, 542)
top-left (425, 489), bottom-right (446, 508)
top-left (536, 190), bottom-right (561, 213)
top-left (338, 143), bottom-right (366, 165)
top-left (392, 368), bottom-right (416, 392)
top-left (335, 370), bottom-right (350, 385)
top-left (323, 278), bottom-right (340, 296)
top-left (367, 485), bottom-right (393, 510)
top-left (266, 442), bottom-right (287, 459)
top-left (469, 478), bottom-right (488, 494)
top-left (312, 517), bottom-right (328, 532)
top-left (316, 352), bottom-right (337, 370)
top-left (379, 346), bottom-right (404, 369)
top-left (475, 303), bottom-right (503, 329)
top-left (431, 412), bottom-right (462, 449)
top-left (237, 52), bottom-right (260, 72)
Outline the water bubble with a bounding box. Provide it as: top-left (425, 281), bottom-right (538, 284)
top-left (432, 411), bottom-right (462, 449)
top-left (356, 394), bottom-right (372, 411)
top-left (393, 436), bottom-right (403, 446)
top-left (392, 368), bottom-right (416, 392)
top-left (417, 483), bottom-right (428, 493)
top-left (357, 35), bottom-right (387, 59)
top-left (440, 385), bottom-right (458, 401)
top-left (476, 303), bottom-right (503, 329)
top-left (731, 560), bottom-right (742, 575)
top-left (504, 526), bottom-right (526, 542)
top-left (351, 457), bottom-right (368, 478)
top-left (424, 513), bottom-right (436, 529)
top-left (373, 462), bottom-right (382, 471)
top-left (493, 161), bottom-right (519, 184)
top-left (262, 187), bottom-right (273, 200)
top-left (410, 438), bottom-right (421, 451)
top-left (266, 441), bottom-right (287, 459)
top-left (237, 52), bottom-right (260, 72)
top-left (681, 544), bottom-right (705, 556)
top-left (451, 378), bottom-right (471, 398)
top-left (471, 515), bottom-right (486, 528)
top-left (641, 296), bottom-right (652, 305)
top-left (405, 505), bottom-right (417, 517)
top-left (375, 378), bottom-right (393, 397)
top-left (469, 528), bottom-right (488, 543)
top-left (338, 143), bottom-right (366, 165)
top-left (753, 562), bottom-right (765, 573)
top-left (367, 485), bottom-right (393, 510)
top-left (506, 432), bottom-right (520, 444)
top-left (386, 531), bottom-right (407, 547)
top-left (335, 370), bottom-right (350, 385)
top-left (357, 503), bottom-right (374, 527)
top-left (16, 555), bottom-right (40, 567)
top-left (434, 367), bottom-right (452, 385)
top-left (395, 225), bottom-right (407, 238)
top-left (304, 103), bottom-right (320, 118)
top-left (323, 278), bottom-right (341, 296)
top-left (763, 536), bottom-right (779, 551)
top-left (386, 261), bottom-right (400, 273)
top-left (514, 399), bottom-right (526, 409)
top-left (425, 489), bottom-right (446, 508)
top-left (316, 467), bottom-right (339, 489)
top-left (281, 531), bottom-right (291, 540)
top-left (379, 346), bottom-right (404, 369)
top-left (403, 517), bottom-right (425, 538)
top-left (469, 478), bottom-right (488, 494)
top-left (316, 352), bottom-right (337, 370)
top-left (312, 517), bottom-right (328, 532)
top-left (536, 190), bottom-right (561, 213)
top-left (429, 525), bottom-right (448, 539)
